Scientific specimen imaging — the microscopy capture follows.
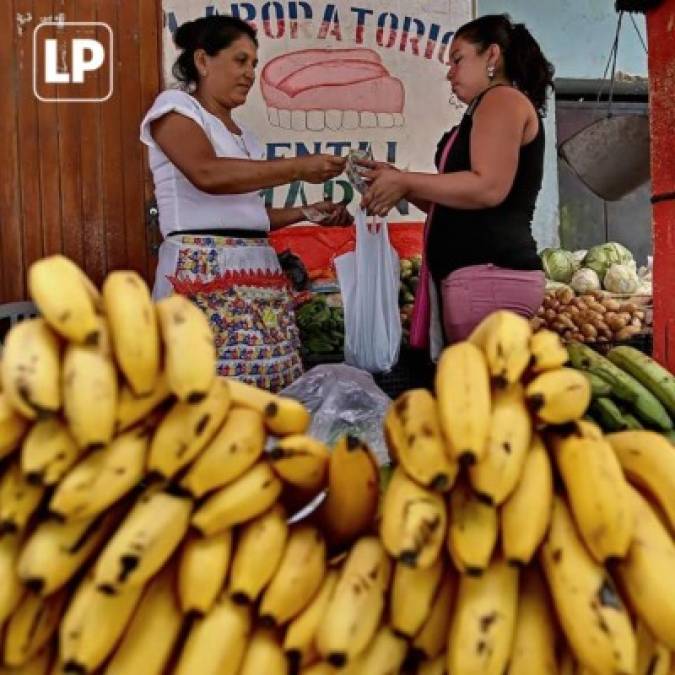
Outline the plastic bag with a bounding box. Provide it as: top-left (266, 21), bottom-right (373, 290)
top-left (335, 208), bottom-right (401, 373)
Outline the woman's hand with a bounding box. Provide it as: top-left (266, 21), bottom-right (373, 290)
top-left (360, 169), bottom-right (409, 217)
top-left (296, 155), bottom-right (347, 184)
top-left (302, 200), bottom-right (353, 226)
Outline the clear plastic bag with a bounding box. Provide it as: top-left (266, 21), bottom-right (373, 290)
top-left (335, 208), bottom-right (402, 373)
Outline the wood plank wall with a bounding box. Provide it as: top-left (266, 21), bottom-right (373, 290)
top-left (0, 0), bottom-right (163, 302)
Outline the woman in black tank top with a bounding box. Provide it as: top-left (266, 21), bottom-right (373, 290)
top-left (360, 14), bottom-right (555, 348)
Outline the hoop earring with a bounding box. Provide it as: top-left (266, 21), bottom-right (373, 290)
top-left (487, 65), bottom-right (496, 79)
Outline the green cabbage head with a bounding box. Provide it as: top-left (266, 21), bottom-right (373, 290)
top-left (582, 242), bottom-right (634, 281)
top-left (540, 248), bottom-right (577, 283)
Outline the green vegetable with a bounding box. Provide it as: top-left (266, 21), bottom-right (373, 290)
top-left (540, 248), bottom-right (577, 283)
top-left (582, 242), bottom-right (634, 281)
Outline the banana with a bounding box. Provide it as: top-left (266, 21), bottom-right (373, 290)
top-left (507, 565), bottom-right (557, 674)
top-left (540, 496), bottom-right (636, 675)
top-left (529, 328), bottom-right (569, 373)
top-left (49, 425), bottom-right (149, 521)
top-left (259, 525), bottom-right (326, 628)
top-left (299, 664), bottom-right (335, 675)
top-left (417, 654), bottom-right (447, 675)
top-left (155, 294), bottom-right (216, 403)
top-left (239, 629), bottom-right (288, 675)
top-left (469, 383), bottom-right (532, 505)
top-left (228, 504), bottom-right (288, 605)
top-left (181, 407), bottom-right (266, 497)
top-left (268, 434), bottom-right (330, 493)
top-left (390, 556), bottom-right (443, 637)
top-left (62, 316), bottom-right (118, 450)
top-left (613, 486), bottom-right (675, 650)
top-left (389, 389), bottom-right (458, 491)
top-left (0, 393), bottom-right (29, 460)
top-left (20, 417), bottom-right (82, 486)
top-left (0, 644), bottom-right (53, 674)
top-left (115, 372), bottom-right (172, 434)
top-left (380, 466), bottom-right (447, 568)
top-left (28, 255), bottom-right (101, 344)
top-left (178, 530), bottom-right (232, 615)
top-left (382, 403), bottom-right (403, 464)
top-left (60, 575), bottom-right (144, 675)
top-left (547, 419), bottom-right (634, 562)
top-left (435, 341), bottom-right (491, 465)
top-left (500, 433), bottom-right (553, 566)
top-left (525, 367), bottom-right (591, 424)
top-left (345, 625), bottom-right (408, 675)
top-left (284, 569), bottom-right (339, 671)
top-left (174, 596), bottom-right (251, 675)
top-left (192, 461), bottom-right (282, 536)
top-left (227, 378), bottom-right (310, 435)
top-left (105, 562), bottom-right (183, 675)
top-left (4, 589), bottom-right (67, 667)
top-left (0, 534), bottom-right (25, 624)
top-left (447, 557), bottom-right (519, 675)
top-left (0, 461), bottom-right (45, 534)
top-left (559, 649), bottom-right (577, 675)
top-left (1, 318), bottom-right (61, 420)
top-left (606, 430), bottom-right (675, 532)
top-left (447, 479), bottom-right (498, 575)
top-left (102, 270), bottom-right (160, 396)
top-left (316, 435), bottom-right (379, 548)
top-left (94, 488), bottom-right (192, 594)
top-left (316, 536), bottom-right (391, 667)
top-left (635, 620), bottom-right (671, 675)
top-left (146, 376), bottom-right (231, 480)
top-left (411, 570), bottom-right (457, 661)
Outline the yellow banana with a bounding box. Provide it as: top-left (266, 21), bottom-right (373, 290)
top-left (299, 664), bottom-right (335, 675)
top-left (417, 654), bottom-right (447, 675)
top-left (102, 270), bottom-right (160, 396)
top-left (382, 403), bottom-right (403, 464)
top-left (316, 536), bottom-right (391, 668)
top-left (390, 389), bottom-right (458, 491)
top-left (635, 620), bottom-right (671, 675)
top-left (178, 530), bottom-right (232, 615)
top-left (49, 426), bottom-right (149, 521)
top-left (268, 434), bottom-right (330, 493)
top-left (3, 589), bottom-right (67, 667)
top-left (613, 486), bottom-right (675, 650)
top-left (380, 466), bottom-right (447, 568)
top-left (28, 255), bottom-right (101, 344)
top-left (0, 461), bottom-right (44, 534)
top-left (174, 596), bottom-right (251, 675)
top-left (114, 371), bottom-right (171, 434)
top-left (239, 628), bottom-right (287, 675)
top-left (0, 644), bottom-right (53, 674)
top-left (228, 504), bottom-right (288, 605)
top-left (507, 565), bottom-right (558, 674)
top-left (284, 569), bottom-right (339, 671)
top-left (548, 419), bottom-right (634, 562)
top-left (559, 649), bottom-right (577, 675)
top-left (1, 318), bottom-right (61, 420)
top-left (447, 479), bottom-right (498, 575)
top-left (525, 367), bottom-right (591, 424)
top-left (447, 557), bottom-right (519, 675)
top-left (259, 525), bottom-right (326, 628)
top-left (62, 316), bottom-right (118, 450)
top-left (540, 497), bottom-right (636, 675)
top-left (345, 625), bottom-right (408, 675)
top-left (94, 488), bottom-right (192, 594)
top-left (192, 460), bottom-right (282, 536)
top-left (529, 328), bottom-right (569, 373)
top-left (181, 407), bottom-right (266, 497)
top-left (105, 562), bottom-right (183, 675)
top-left (0, 393), bottom-right (28, 460)
top-left (606, 430), bottom-right (675, 532)
top-left (316, 435), bottom-right (379, 548)
top-left (390, 556), bottom-right (443, 637)
top-left (60, 575), bottom-right (143, 675)
top-left (227, 378), bottom-right (310, 435)
top-left (20, 418), bottom-right (81, 486)
top-left (156, 294), bottom-right (216, 403)
top-left (435, 341), bottom-right (491, 465)
top-left (146, 376), bottom-right (231, 480)
top-left (469, 383), bottom-right (532, 505)
top-left (500, 433), bottom-right (553, 566)
top-left (0, 534), bottom-right (25, 624)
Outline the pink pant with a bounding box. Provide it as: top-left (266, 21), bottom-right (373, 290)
top-left (440, 264), bottom-right (545, 344)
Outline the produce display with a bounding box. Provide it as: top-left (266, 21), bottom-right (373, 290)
top-left (296, 295), bottom-right (344, 357)
top-left (399, 255), bottom-right (421, 345)
top-left (1, 259), bottom-right (674, 675)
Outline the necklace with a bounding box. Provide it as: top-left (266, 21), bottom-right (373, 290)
top-left (231, 130), bottom-right (251, 158)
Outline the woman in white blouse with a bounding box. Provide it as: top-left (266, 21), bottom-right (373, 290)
top-left (141, 14), bottom-right (350, 391)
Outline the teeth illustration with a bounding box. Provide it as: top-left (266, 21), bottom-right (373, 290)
top-left (394, 113), bottom-right (404, 127)
top-left (360, 111), bottom-right (377, 128)
top-left (268, 107), bottom-right (279, 126)
top-left (307, 111), bottom-right (325, 131)
top-left (266, 108), bottom-right (405, 131)
top-left (326, 110), bottom-right (343, 130)
top-left (278, 109), bottom-right (291, 129)
top-left (377, 113), bottom-right (395, 128)
top-left (342, 111), bottom-right (360, 130)
top-left (291, 110), bottom-right (307, 131)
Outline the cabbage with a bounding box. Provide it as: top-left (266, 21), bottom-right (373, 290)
top-left (540, 248), bottom-right (577, 283)
top-left (582, 242), bottom-right (634, 281)
top-left (572, 249), bottom-right (587, 267)
top-left (570, 267), bottom-right (601, 294)
top-left (603, 263), bottom-right (639, 294)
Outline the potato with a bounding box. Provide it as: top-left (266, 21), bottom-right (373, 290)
top-left (581, 324), bottom-right (598, 339)
top-left (615, 325), bottom-right (641, 341)
top-left (620, 302), bottom-right (639, 314)
top-left (606, 315), bottom-right (628, 331)
top-left (545, 309), bottom-right (558, 322)
top-left (601, 298), bottom-right (621, 312)
top-left (587, 300), bottom-right (607, 314)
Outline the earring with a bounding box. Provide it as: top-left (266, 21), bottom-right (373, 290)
top-left (487, 65), bottom-right (496, 79)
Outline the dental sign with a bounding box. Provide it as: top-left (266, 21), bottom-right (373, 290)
top-left (161, 1), bottom-right (473, 220)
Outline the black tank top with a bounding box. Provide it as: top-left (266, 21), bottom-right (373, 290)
top-left (426, 86), bottom-right (544, 282)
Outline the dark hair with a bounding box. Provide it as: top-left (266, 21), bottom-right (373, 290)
top-left (172, 15), bottom-right (258, 87)
top-left (455, 14), bottom-right (555, 115)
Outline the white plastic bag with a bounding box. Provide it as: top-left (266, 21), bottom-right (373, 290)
top-left (335, 208), bottom-right (401, 373)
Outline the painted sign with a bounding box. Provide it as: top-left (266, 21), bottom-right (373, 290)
top-left (160, 1), bottom-right (473, 220)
